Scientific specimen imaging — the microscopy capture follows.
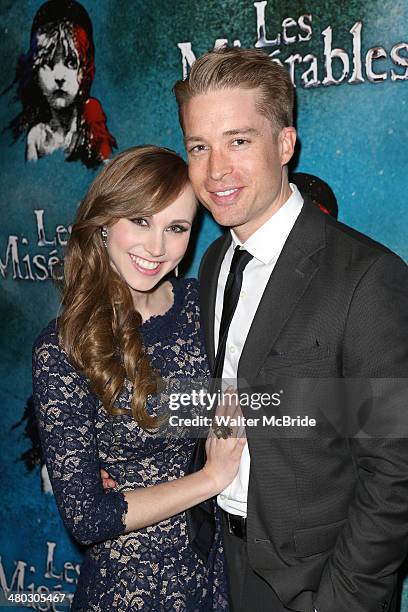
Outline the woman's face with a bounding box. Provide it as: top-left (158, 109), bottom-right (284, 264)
top-left (38, 46), bottom-right (81, 110)
top-left (106, 183), bottom-right (197, 301)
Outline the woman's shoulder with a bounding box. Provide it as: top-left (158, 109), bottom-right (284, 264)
top-left (176, 276), bottom-right (199, 297)
top-left (174, 277), bottom-right (201, 310)
top-left (32, 319), bottom-right (91, 389)
top-left (33, 318), bottom-right (59, 349)
top-left (32, 318), bottom-right (66, 365)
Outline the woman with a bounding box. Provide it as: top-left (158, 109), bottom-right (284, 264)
top-left (33, 145), bottom-right (245, 610)
top-left (8, 0), bottom-right (116, 167)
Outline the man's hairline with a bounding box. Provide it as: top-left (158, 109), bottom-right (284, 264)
top-left (178, 85), bottom-right (288, 143)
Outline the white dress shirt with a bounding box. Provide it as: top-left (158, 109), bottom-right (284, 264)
top-left (216, 184), bottom-right (304, 516)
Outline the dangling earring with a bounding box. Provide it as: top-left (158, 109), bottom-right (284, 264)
top-left (174, 265), bottom-right (179, 278)
top-left (101, 226), bottom-right (108, 248)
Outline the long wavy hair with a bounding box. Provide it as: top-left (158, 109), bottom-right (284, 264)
top-left (59, 145), bottom-right (189, 428)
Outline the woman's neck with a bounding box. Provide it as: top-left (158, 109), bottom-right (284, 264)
top-left (131, 279), bottom-right (174, 322)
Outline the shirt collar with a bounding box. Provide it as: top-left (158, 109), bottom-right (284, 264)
top-left (230, 183), bottom-right (304, 265)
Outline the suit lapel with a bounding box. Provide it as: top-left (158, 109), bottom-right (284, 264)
top-left (199, 233), bottom-right (231, 372)
top-left (239, 199), bottom-right (326, 383)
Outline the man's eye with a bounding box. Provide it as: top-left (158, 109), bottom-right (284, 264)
top-left (131, 218), bottom-right (149, 227)
top-left (189, 144), bottom-right (207, 154)
top-left (232, 138), bottom-right (248, 146)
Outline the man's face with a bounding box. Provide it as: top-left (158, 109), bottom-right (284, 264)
top-left (182, 87), bottom-right (296, 242)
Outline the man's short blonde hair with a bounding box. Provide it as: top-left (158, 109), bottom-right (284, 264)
top-left (173, 47), bottom-right (294, 133)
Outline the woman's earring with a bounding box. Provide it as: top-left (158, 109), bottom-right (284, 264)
top-left (101, 226), bottom-right (108, 248)
top-left (174, 265), bottom-right (179, 278)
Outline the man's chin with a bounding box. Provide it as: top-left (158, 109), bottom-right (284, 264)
top-left (211, 209), bottom-right (244, 229)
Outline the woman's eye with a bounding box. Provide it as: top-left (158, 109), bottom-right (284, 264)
top-left (167, 225), bottom-right (188, 233)
top-left (131, 218), bottom-right (149, 227)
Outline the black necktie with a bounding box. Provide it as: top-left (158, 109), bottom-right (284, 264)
top-left (214, 247), bottom-right (254, 380)
top-left (186, 246), bottom-right (253, 562)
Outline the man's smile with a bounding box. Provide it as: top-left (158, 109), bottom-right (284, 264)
top-left (208, 187), bottom-right (244, 205)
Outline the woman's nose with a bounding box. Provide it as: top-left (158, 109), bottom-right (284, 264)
top-left (144, 230), bottom-right (165, 258)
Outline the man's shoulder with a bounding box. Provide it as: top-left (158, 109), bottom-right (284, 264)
top-left (198, 233), bottom-right (230, 277)
top-left (318, 213), bottom-right (408, 284)
top-left (312, 210), bottom-right (407, 274)
top-left (324, 214), bottom-right (392, 256)
top-left (202, 233), bottom-right (229, 257)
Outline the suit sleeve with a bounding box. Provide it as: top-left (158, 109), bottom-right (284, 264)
top-left (32, 332), bottom-right (128, 546)
top-left (315, 252), bottom-right (408, 611)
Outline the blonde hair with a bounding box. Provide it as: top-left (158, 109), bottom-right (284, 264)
top-left (174, 47), bottom-right (294, 133)
top-left (59, 145), bottom-right (189, 428)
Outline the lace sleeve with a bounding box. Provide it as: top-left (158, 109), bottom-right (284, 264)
top-left (32, 328), bottom-right (128, 546)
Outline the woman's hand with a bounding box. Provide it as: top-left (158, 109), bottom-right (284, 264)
top-left (202, 388), bottom-right (246, 493)
top-left (99, 390), bottom-right (245, 531)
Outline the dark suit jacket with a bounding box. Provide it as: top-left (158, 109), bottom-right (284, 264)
top-left (198, 198), bottom-right (408, 612)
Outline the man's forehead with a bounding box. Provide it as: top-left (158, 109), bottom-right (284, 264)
top-left (184, 85), bottom-right (260, 108)
top-left (181, 87), bottom-right (266, 137)
top-left (184, 127), bottom-right (260, 144)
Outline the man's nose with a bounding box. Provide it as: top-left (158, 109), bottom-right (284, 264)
top-left (144, 230), bottom-right (165, 258)
top-left (208, 149), bottom-right (232, 181)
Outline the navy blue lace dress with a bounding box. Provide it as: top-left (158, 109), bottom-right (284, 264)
top-left (33, 278), bottom-right (228, 611)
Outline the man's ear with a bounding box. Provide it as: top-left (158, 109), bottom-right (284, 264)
top-left (279, 127), bottom-right (297, 166)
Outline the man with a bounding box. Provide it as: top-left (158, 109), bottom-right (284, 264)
top-left (172, 47), bottom-right (408, 612)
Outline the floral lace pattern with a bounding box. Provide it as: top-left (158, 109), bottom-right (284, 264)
top-left (33, 278), bottom-right (228, 611)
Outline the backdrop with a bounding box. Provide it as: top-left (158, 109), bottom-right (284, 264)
top-left (0, 0), bottom-right (407, 608)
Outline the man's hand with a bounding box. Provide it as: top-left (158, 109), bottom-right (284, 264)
top-left (100, 468), bottom-right (117, 490)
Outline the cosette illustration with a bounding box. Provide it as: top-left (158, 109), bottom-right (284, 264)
top-left (7, 0), bottom-right (116, 168)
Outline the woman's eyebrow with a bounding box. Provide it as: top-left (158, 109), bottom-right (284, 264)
top-left (168, 219), bottom-right (192, 225)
